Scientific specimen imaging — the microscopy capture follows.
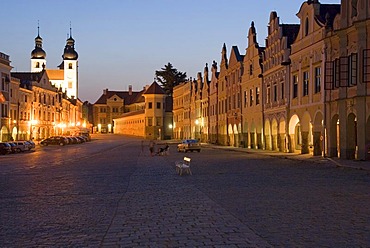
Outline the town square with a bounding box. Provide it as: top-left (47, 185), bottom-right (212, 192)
top-left (1, 0), bottom-right (370, 247)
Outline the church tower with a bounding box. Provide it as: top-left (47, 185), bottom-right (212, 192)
top-left (30, 25), bottom-right (46, 72)
top-left (59, 26), bottom-right (78, 99)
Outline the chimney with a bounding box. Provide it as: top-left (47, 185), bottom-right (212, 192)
top-left (103, 88), bottom-right (108, 95)
top-left (129, 85), bottom-right (132, 95)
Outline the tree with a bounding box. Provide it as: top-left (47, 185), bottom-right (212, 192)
top-left (155, 62), bottom-right (187, 95)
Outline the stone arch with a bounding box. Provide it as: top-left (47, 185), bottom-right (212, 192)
top-left (300, 111), bottom-right (312, 154)
top-left (279, 117), bottom-right (287, 152)
top-left (346, 113), bottom-right (357, 159)
top-left (0, 125), bottom-right (10, 142)
top-left (271, 118), bottom-right (278, 151)
top-left (228, 124), bottom-right (233, 146)
top-left (233, 124), bottom-right (239, 147)
top-left (264, 119), bottom-right (272, 150)
top-left (250, 122), bottom-right (257, 149)
top-left (329, 114), bottom-right (339, 157)
top-left (289, 114), bottom-right (301, 153)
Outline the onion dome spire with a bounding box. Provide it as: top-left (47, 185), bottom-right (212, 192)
top-left (62, 22), bottom-right (78, 60)
top-left (31, 22), bottom-right (46, 59)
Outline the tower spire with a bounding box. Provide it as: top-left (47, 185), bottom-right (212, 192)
top-left (69, 21), bottom-right (72, 38)
top-left (37, 20), bottom-right (40, 36)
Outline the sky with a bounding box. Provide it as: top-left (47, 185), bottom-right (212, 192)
top-left (1, 0), bottom-right (340, 103)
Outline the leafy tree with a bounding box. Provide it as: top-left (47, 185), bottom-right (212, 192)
top-left (155, 62), bottom-right (187, 95)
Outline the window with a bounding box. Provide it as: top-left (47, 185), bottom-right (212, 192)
top-left (293, 75), bottom-right (298, 98)
top-left (266, 86), bottom-right (271, 104)
top-left (68, 63), bottom-right (72, 69)
top-left (156, 102), bottom-right (161, 109)
top-left (249, 89), bottom-right (253, 106)
top-left (305, 17), bottom-right (309, 36)
top-left (68, 81), bottom-right (73, 89)
top-left (314, 67), bottom-right (321, 93)
top-left (273, 84), bottom-right (277, 102)
top-left (256, 87), bottom-right (260, 105)
top-left (249, 64), bottom-right (253, 75)
top-left (303, 71), bottom-right (309, 96)
top-left (244, 91), bottom-right (247, 107)
top-left (1, 104), bottom-right (8, 117)
top-left (280, 82), bottom-right (284, 99)
top-left (36, 62), bottom-right (40, 68)
top-left (349, 53), bottom-right (357, 86)
top-left (148, 102), bottom-right (152, 109)
top-left (148, 117), bottom-right (153, 126)
top-left (156, 117), bottom-right (161, 126)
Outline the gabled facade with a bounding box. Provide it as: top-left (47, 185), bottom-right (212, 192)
top-left (262, 12), bottom-right (299, 152)
top-left (208, 61), bottom-right (219, 144)
top-left (241, 21), bottom-right (264, 149)
top-left (289, 0), bottom-right (340, 156)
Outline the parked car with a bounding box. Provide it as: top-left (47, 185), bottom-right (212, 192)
top-left (40, 136), bottom-right (68, 146)
top-left (177, 139), bottom-right (201, 153)
top-left (0, 142), bottom-right (12, 155)
top-left (27, 140), bottom-right (36, 150)
top-left (12, 141), bottom-right (31, 152)
top-left (8, 142), bottom-right (18, 153)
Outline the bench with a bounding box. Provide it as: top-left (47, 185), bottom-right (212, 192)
top-left (175, 157), bottom-right (192, 176)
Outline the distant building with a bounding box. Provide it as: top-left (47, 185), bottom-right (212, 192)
top-left (94, 82), bottom-right (173, 140)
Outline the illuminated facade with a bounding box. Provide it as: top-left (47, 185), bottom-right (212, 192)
top-left (11, 71), bottom-right (84, 141)
top-left (173, 0), bottom-right (370, 160)
top-left (109, 82), bottom-right (173, 140)
top-left (0, 52), bottom-right (11, 141)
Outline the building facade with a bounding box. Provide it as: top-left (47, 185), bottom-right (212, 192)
top-left (111, 82), bottom-right (173, 140)
top-left (173, 0), bottom-right (370, 160)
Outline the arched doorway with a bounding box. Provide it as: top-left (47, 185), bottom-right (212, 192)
top-left (300, 112), bottom-right (312, 154)
top-left (313, 112), bottom-right (324, 156)
top-left (289, 114), bottom-right (300, 153)
top-left (228, 124), bottom-right (234, 146)
top-left (12, 127), bottom-right (17, 141)
top-left (0, 126), bottom-right (10, 142)
top-left (346, 113), bottom-right (357, 159)
top-left (233, 124), bottom-right (239, 147)
top-left (250, 122), bottom-right (257, 149)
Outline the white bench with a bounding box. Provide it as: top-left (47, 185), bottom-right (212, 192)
top-left (175, 157), bottom-right (192, 176)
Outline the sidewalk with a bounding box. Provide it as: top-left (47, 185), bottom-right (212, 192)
top-left (203, 143), bottom-right (370, 171)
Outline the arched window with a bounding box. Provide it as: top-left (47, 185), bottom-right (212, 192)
top-left (305, 17), bottom-right (309, 36)
top-left (36, 62), bottom-right (40, 68)
top-left (68, 63), bottom-right (72, 69)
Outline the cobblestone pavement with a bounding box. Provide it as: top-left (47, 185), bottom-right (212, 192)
top-left (101, 155), bottom-right (271, 247)
top-left (0, 136), bottom-right (369, 247)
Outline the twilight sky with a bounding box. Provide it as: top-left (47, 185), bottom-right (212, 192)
top-left (1, 0), bottom-right (340, 103)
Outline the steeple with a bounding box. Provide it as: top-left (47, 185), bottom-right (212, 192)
top-left (31, 22), bottom-right (46, 59)
top-left (31, 22), bottom-right (47, 72)
top-left (62, 23), bottom-right (78, 60)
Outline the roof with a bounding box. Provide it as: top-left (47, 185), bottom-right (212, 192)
top-left (11, 71), bottom-right (44, 84)
top-left (281, 24), bottom-right (300, 47)
top-left (46, 69), bottom-right (64, 80)
top-left (143, 81), bottom-right (166, 95)
top-left (94, 89), bottom-right (145, 105)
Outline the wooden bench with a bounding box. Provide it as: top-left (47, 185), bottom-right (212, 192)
top-left (175, 157), bottom-right (192, 176)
